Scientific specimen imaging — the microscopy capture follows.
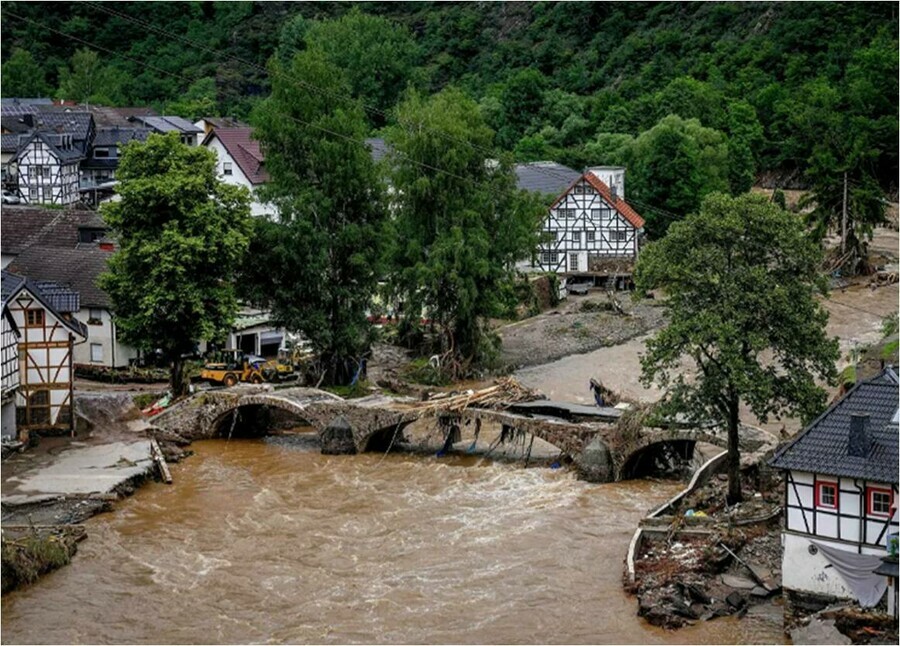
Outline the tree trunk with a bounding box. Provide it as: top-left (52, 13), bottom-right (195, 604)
top-left (726, 396), bottom-right (743, 505)
top-left (169, 357), bottom-right (188, 398)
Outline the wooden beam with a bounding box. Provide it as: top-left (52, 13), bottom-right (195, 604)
top-left (150, 438), bottom-right (173, 484)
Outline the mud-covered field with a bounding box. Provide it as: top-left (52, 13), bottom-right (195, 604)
top-left (496, 291), bottom-right (667, 370)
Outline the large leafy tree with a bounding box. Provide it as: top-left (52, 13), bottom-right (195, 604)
top-left (1, 48), bottom-right (49, 97)
top-left (56, 48), bottom-right (126, 105)
top-left (100, 133), bottom-right (252, 396)
top-left (247, 51), bottom-right (387, 385)
top-left (635, 193), bottom-right (838, 504)
top-left (385, 88), bottom-right (545, 376)
top-left (281, 8), bottom-right (421, 126)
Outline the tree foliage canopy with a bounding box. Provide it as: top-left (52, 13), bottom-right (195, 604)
top-left (100, 132), bottom-right (252, 394)
top-left (635, 192), bottom-right (839, 502)
top-left (384, 88), bottom-right (546, 375)
top-left (244, 50), bottom-right (388, 384)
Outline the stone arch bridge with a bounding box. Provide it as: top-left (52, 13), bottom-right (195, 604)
top-left (151, 385), bottom-right (770, 482)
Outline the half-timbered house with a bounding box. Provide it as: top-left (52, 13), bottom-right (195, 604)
top-left (1, 297), bottom-right (20, 440)
top-left (770, 367), bottom-right (899, 614)
top-left (536, 167), bottom-right (645, 288)
top-left (1, 270), bottom-right (87, 439)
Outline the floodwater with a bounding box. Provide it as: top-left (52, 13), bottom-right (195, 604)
top-left (1, 436), bottom-right (785, 644)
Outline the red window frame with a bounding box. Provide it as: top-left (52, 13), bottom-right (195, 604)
top-left (867, 487), bottom-right (894, 518)
top-left (815, 481), bottom-right (839, 510)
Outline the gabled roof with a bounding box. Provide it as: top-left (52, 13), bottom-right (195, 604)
top-left (770, 367), bottom-right (899, 484)
top-left (13, 130), bottom-right (86, 163)
top-left (129, 115), bottom-right (202, 134)
top-left (92, 127), bottom-right (151, 148)
top-left (0, 269), bottom-right (87, 339)
top-left (549, 171), bottom-right (646, 229)
top-left (203, 127), bottom-right (269, 185)
top-left (1, 207), bottom-right (106, 256)
top-left (88, 105), bottom-right (158, 128)
top-left (514, 161), bottom-right (582, 195)
top-left (8, 244), bottom-right (115, 309)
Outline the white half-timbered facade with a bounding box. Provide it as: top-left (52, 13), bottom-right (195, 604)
top-left (1, 271), bottom-right (87, 438)
top-left (14, 132), bottom-right (84, 206)
top-left (1, 301), bottom-right (20, 439)
top-left (537, 167), bottom-right (645, 282)
top-left (770, 368), bottom-right (899, 613)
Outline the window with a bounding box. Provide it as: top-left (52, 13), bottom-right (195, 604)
top-left (590, 208), bottom-right (601, 219)
top-left (29, 187), bottom-right (38, 200)
top-left (41, 166), bottom-right (50, 179)
top-left (88, 308), bottom-right (103, 325)
top-left (94, 148), bottom-right (110, 158)
top-left (815, 481), bottom-right (838, 509)
top-left (574, 185), bottom-right (586, 194)
top-left (611, 230), bottom-right (628, 242)
top-left (586, 231), bottom-right (596, 243)
top-left (569, 253), bottom-right (579, 271)
top-left (546, 230), bottom-right (558, 241)
top-left (223, 161), bottom-right (233, 176)
top-left (34, 165), bottom-right (43, 180)
top-left (571, 231), bottom-right (581, 244)
top-left (25, 309), bottom-right (44, 327)
top-left (541, 251), bottom-right (559, 266)
top-left (90, 343), bottom-right (104, 363)
top-left (867, 487), bottom-right (893, 517)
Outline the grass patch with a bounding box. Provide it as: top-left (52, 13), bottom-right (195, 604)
top-left (882, 339), bottom-right (899, 361)
top-left (401, 358), bottom-right (450, 386)
top-left (1, 532), bottom-right (75, 594)
top-left (324, 380), bottom-right (372, 399)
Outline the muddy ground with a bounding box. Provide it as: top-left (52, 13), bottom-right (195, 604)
top-left (497, 291), bottom-right (667, 370)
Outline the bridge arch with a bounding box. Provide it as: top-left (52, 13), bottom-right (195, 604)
top-left (617, 429), bottom-right (727, 480)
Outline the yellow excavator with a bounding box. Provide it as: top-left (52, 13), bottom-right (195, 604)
top-left (199, 350), bottom-right (267, 387)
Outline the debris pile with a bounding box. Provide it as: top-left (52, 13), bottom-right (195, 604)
top-left (1, 526), bottom-right (86, 594)
top-left (633, 523), bottom-right (782, 629)
top-left (397, 377), bottom-right (543, 414)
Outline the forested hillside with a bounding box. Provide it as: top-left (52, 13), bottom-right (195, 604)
top-left (2, 1), bottom-right (897, 203)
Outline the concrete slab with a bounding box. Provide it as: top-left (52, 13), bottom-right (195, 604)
top-left (2, 441), bottom-right (154, 505)
top-left (791, 618), bottom-right (851, 645)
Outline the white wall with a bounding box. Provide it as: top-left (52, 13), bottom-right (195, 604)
top-left (71, 308), bottom-right (138, 368)
top-left (204, 137), bottom-right (277, 218)
top-left (1, 399), bottom-right (15, 439)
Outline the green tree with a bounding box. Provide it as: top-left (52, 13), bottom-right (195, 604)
top-left (303, 8), bottom-right (420, 126)
top-left (56, 48), bottom-right (124, 105)
top-left (248, 51), bottom-right (388, 384)
top-left (385, 88), bottom-right (545, 376)
top-left (1, 48), bottom-right (49, 97)
top-left (635, 193), bottom-right (839, 503)
top-left (166, 77), bottom-right (217, 121)
top-left (497, 68), bottom-right (549, 148)
top-left (100, 133), bottom-right (252, 396)
top-left (624, 114), bottom-right (731, 236)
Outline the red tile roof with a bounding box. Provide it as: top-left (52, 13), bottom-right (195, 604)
top-left (550, 171), bottom-right (645, 229)
top-left (204, 127), bottom-right (269, 185)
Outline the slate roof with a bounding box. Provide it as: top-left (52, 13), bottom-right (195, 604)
top-left (514, 161), bottom-right (582, 195)
top-left (0, 269), bottom-right (88, 338)
top-left (8, 244), bottom-right (115, 309)
top-left (770, 367), bottom-right (899, 484)
top-left (88, 105), bottom-right (158, 128)
top-left (92, 127), bottom-right (151, 148)
top-left (1, 134), bottom-right (19, 153)
top-left (366, 138), bottom-right (390, 163)
top-left (1, 207), bottom-right (107, 256)
top-left (129, 115), bottom-right (202, 134)
top-left (203, 128), bottom-right (269, 185)
top-left (15, 131), bottom-right (86, 163)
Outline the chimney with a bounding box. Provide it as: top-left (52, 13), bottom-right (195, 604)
top-left (22, 114), bottom-right (34, 128)
top-left (848, 413), bottom-right (871, 458)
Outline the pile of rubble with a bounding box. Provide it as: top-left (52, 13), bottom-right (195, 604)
top-left (632, 523), bottom-right (782, 629)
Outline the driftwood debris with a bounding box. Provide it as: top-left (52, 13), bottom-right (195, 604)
top-left (398, 378), bottom-right (541, 415)
top-left (149, 439), bottom-right (172, 484)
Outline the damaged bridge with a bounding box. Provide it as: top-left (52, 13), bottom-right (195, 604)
top-left (151, 383), bottom-right (770, 482)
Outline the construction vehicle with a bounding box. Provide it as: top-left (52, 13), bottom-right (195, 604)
top-left (199, 349), bottom-right (267, 387)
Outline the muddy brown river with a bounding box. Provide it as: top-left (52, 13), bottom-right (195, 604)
top-left (1, 436), bottom-right (785, 644)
